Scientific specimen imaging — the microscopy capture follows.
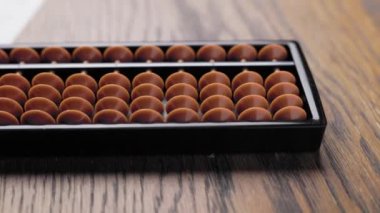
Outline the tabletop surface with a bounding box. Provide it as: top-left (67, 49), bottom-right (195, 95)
top-left (1, 0), bottom-right (379, 212)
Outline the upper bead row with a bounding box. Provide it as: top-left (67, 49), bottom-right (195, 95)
top-left (0, 44), bottom-right (289, 64)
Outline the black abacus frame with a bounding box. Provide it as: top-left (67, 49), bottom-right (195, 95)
top-left (0, 40), bottom-right (326, 154)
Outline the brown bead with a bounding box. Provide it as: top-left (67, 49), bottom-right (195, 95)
top-left (62, 85), bottom-right (96, 104)
top-left (0, 73), bottom-right (30, 93)
top-left (199, 70), bottom-right (230, 90)
top-left (134, 45), bottom-right (164, 62)
top-left (167, 108), bottom-right (200, 123)
top-left (131, 83), bottom-right (164, 101)
top-left (166, 95), bottom-right (199, 113)
top-left (233, 82), bottom-right (266, 101)
top-left (21, 110), bottom-right (55, 125)
top-left (99, 71), bottom-right (131, 91)
top-left (165, 70), bottom-right (197, 89)
top-left (235, 95), bottom-right (269, 114)
top-left (238, 107), bottom-right (272, 121)
top-left (132, 71), bottom-right (164, 89)
top-left (9, 47), bottom-right (40, 63)
top-left (59, 97), bottom-right (94, 117)
top-left (227, 44), bottom-right (257, 61)
top-left (269, 94), bottom-right (303, 114)
top-left (0, 111), bottom-right (19, 125)
top-left (57, 110), bottom-right (92, 124)
top-left (202, 107), bottom-right (236, 122)
top-left (66, 72), bottom-right (98, 93)
top-left (103, 46), bottom-right (133, 62)
top-left (28, 84), bottom-right (62, 105)
top-left (0, 97), bottom-right (23, 118)
top-left (97, 84), bottom-right (130, 102)
top-left (199, 83), bottom-right (232, 101)
top-left (32, 72), bottom-right (65, 92)
top-left (93, 109), bottom-right (128, 124)
top-left (267, 82), bottom-right (299, 102)
top-left (197, 44), bottom-right (226, 61)
top-left (200, 95), bottom-right (234, 114)
top-left (130, 109), bottom-right (164, 123)
top-left (25, 97), bottom-right (59, 118)
top-left (72, 46), bottom-right (102, 62)
top-left (273, 106), bottom-right (307, 121)
top-left (231, 70), bottom-right (263, 90)
top-left (0, 49), bottom-right (9, 63)
top-left (41, 46), bottom-right (71, 63)
top-left (0, 85), bottom-right (27, 105)
top-left (130, 96), bottom-right (163, 113)
top-left (95, 97), bottom-right (129, 115)
top-left (258, 44), bottom-right (288, 61)
top-left (165, 83), bottom-right (198, 101)
top-left (165, 45), bottom-right (195, 62)
top-left (264, 70), bottom-right (296, 90)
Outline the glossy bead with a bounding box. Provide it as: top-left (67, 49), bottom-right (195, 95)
top-left (103, 46), bottom-right (133, 62)
top-left (132, 71), bottom-right (164, 89)
top-left (99, 71), bottom-right (131, 91)
top-left (0, 111), bottom-right (19, 125)
top-left (72, 46), bottom-right (102, 62)
top-left (199, 70), bottom-right (230, 90)
top-left (238, 107), bottom-right (272, 121)
top-left (130, 109), bottom-right (164, 123)
top-left (59, 97), bottom-right (94, 117)
top-left (0, 97), bottom-right (23, 117)
top-left (197, 44), bottom-right (226, 61)
top-left (264, 70), bottom-right (296, 90)
top-left (165, 83), bottom-right (198, 101)
top-left (231, 70), bottom-right (263, 90)
top-left (0, 49), bottom-right (9, 63)
top-left (0, 85), bottom-right (27, 105)
top-left (97, 84), bottom-right (130, 102)
top-left (165, 70), bottom-right (197, 89)
top-left (134, 45), bottom-right (164, 62)
top-left (32, 72), bottom-right (65, 92)
top-left (227, 44), bottom-right (257, 61)
top-left (235, 95), bottom-right (269, 114)
top-left (62, 85), bottom-right (96, 104)
top-left (273, 106), bottom-right (307, 121)
top-left (66, 72), bottom-right (98, 93)
top-left (40, 46), bottom-right (71, 63)
top-left (199, 83), bottom-right (232, 101)
top-left (9, 47), bottom-right (40, 63)
top-left (167, 108), bottom-right (200, 123)
top-left (21, 110), bottom-right (55, 125)
top-left (200, 95), bottom-right (234, 114)
top-left (0, 73), bottom-right (30, 93)
top-left (166, 95), bottom-right (199, 113)
top-left (233, 82), bottom-right (266, 101)
top-left (130, 96), bottom-right (163, 113)
top-left (131, 83), bottom-right (164, 101)
top-left (165, 45), bottom-right (195, 62)
top-left (57, 110), bottom-right (92, 124)
top-left (258, 44), bottom-right (288, 61)
top-left (269, 94), bottom-right (303, 114)
top-left (93, 109), bottom-right (128, 124)
top-left (25, 97), bottom-right (59, 118)
top-left (202, 107), bottom-right (236, 122)
top-left (95, 97), bottom-right (129, 115)
top-left (267, 82), bottom-right (299, 102)
top-left (28, 84), bottom-right (62, 105)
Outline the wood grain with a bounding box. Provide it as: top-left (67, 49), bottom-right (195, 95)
top-left (1, 0), bottom-right (379, 212)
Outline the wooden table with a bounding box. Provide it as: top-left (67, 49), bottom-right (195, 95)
top-left (1, 0), bottom-right (379, 212)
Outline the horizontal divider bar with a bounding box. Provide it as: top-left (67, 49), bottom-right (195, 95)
top-left (0, 61), bottom-right (295, 70)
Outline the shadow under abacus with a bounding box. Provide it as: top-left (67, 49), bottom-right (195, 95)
top-left (0, 151), bottom-right (322, 174)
